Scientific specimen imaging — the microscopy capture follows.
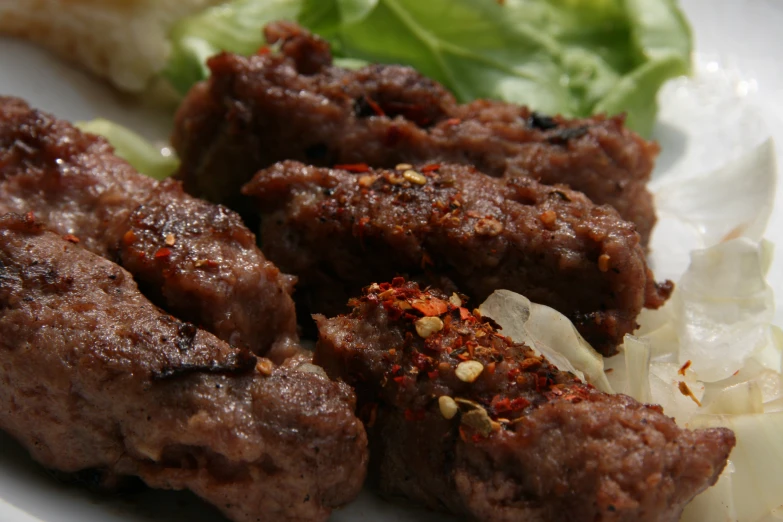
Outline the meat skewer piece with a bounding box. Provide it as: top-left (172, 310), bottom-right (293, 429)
top-left (172, 21), bottom-right (659, 243)
top-left (0, 97), bottom-right (299, 361)
top-left (243, 161), bottom-right (672, 356)
top-left (0, 213), bottom-right (368, 522)
top-left (314, 279), bottom-right (735, 522)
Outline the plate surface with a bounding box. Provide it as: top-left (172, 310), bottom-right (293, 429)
top-left (0, 0), bottom-right (782, 520)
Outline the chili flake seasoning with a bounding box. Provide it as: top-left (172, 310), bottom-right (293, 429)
top-left (334, 163), bottom-right (371, 173)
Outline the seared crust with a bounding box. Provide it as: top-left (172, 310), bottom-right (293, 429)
top-left (0, 96), bottom-right (299, 360)
top-left (172, 21), bottom-right (659, 243)
top-left (114, 180), bottom-right (300, 361)
top-left (243, 161), bottom-right (671, 355)
top-left (314, 280), bottom-right (735, 522)
top-left (0, 213), bottom-right (368, 522)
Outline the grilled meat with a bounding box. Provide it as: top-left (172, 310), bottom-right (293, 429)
top-left (0, 212), bottom-right (368, 522)
top-left (172, 21), bottom-right (659, 243)
top-left (0, 96), bottom-right (298, 361)
top-left (243, 161), bottom-right (671, 355)
top-left (314, 279), bottom-right (735, 522)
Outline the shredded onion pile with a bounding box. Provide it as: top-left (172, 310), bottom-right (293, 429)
top-left (481, 62), bottom-right (781, 522)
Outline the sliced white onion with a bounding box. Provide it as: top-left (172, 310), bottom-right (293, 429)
top-left (605, 335), bottom-right (655, 405)
top-left (650, 58), bottom-right (776, 284)
top-left (684, 412), bottom-right (783, 522)
top-left (701, 380), bottom-right (764, 415)
top-left (649, 361), bottom-right (705, 424)
top-left (673, 239), bottom-right (775, 383)
top-left (478, 290), bottom-right (613, 393)
top-left (623, 335), bottom-right (653, 403)
top-left (476, 59), bottom-right (782, 522)
top-left (680, 459), bottom-right (738, 522)
top-left (653, 138), bottom-right (776, 247)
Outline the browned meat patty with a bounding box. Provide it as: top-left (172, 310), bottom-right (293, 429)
top-left (0, 212), bottom-right (368, 522)
top-left (0, 96), bottom-right (298, 361)
top-left (243, 161), bottom-right (671, 355)
top-left (172, 21), bottom-right (659, 243)
top-left (313, 279), bottom-right (734, 522)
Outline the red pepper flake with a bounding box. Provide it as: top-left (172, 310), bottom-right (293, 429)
top-left (485, 361), bottom-right (496, 375)
top-left (334, 163), bottom-right (371, 173)
top-left (678, 360), bottom-right (692, 376)
top-left (393, 375), bottom-right (406, 385)
top-left (122, 230), bottom-right (136, 245)
top-left (411, 297), bottom-right (448, 317)
top-left (62, 234), bottom-right (80, 244)
top-left (561, 388), bottom-right (589, 403)
top-left (507, 368), bottom-right (521, 380)
top-left (421, 163), bottom-right (441, 172)
top-left (442, 313), bottom-right (454, 328)
top-left (256, 45), bottom-right (271, 55)
top-left (356, 216), bottom-right (371, 233)
top-left (363, 95), bottom-right (386, 117)
top-left (390, 364), bottom-right (402, 375)
top-left (445, 118), bottom-right (461, 126)
top-left (678, 381), bottom-right (702, 406)
top-left (492, 396), bottom-right (513, 415)
top-left (411, 351), bottom-right (431, 370)
top-left (383, 300), bottom-right (404, 321)
top-left (459, 307), bottom-right (472, 321)
top-left (421, 252), bottom-right (434, 269)
top-left (154, 247), bottom-right (172, 259)
top-left (471, 433), bottom-right (484, 443)
top-left (519, 358), bottom-right (542, 372)
top-left (510, 397), bottom-right (530, 410)
top-left (427, 370), bottom-right (439, 380)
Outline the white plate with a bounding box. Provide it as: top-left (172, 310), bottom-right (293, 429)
top-left (0, 1), bottom-right (782, 520)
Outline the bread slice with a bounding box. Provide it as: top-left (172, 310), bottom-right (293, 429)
top-left (0, 0), bottom-right (225, 91)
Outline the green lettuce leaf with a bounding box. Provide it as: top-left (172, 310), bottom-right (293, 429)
top-left (299, 0), bottom-right (692, 136)
top-left (163, 0), bottom-right (691, 135)
top-left (591, 0), bottom-right (693, 133)
top-left (302, 0), bottom-right (575, 114)
top-left (164, 0), bottom-right (302, 95)
top-left (76, 119), bottom-right (179, 180)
